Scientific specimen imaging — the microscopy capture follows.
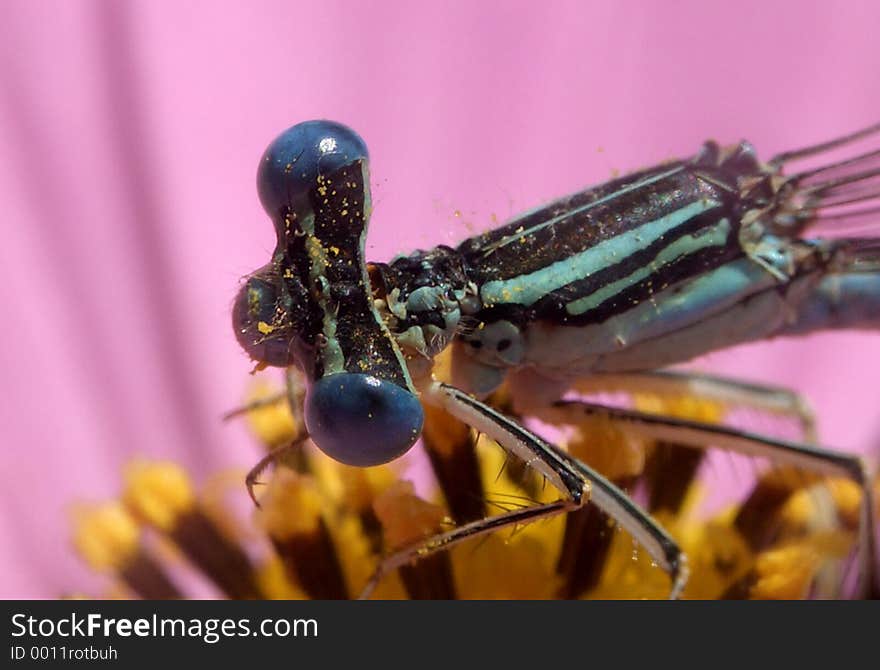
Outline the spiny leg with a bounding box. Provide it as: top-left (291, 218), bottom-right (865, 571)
top-left (360, 500), bottom-right (575, 599)
top-left (573, 370), bottom-right (818, 443)
top-left (245, 436), bottom-right (309, 507)
top-left (360, 382), bottom-right (688, 600)
top-left (769, 121), bottom-right (880, 166)
top-left (222, 391), bottom-right (286, 421)
top-left (223, 367), bottom-right (307, 422)
top-left (236, 367), bottom-right (311, 506)
top-left (538, 399), bottom-right (876, 597)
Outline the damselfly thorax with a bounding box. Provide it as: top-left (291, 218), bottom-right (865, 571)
top-left (369, 133), bottom-right (878, 398)
top-left (232, 120), bottom-right (879, 598)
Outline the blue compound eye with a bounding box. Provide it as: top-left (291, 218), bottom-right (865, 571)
top-left (231, 274), bottom-right (295, 367)
top-left (304, 373), bottom-right (424, 467)
top-left (257, 120), bottom-right (369, 223)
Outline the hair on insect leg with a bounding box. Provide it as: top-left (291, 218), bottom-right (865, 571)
top-left (359, 499), bottom-right (578, 599)
top-left (483, 490), bottom-right (545, 513)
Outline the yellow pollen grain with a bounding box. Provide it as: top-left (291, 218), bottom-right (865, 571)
top-left (257, 321), bottom-right (274, 335)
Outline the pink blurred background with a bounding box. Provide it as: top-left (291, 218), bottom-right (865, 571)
top-left (1, 0), bottom-right (878, 598)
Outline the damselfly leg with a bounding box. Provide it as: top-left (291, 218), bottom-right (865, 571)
top-left (536, 398), bottom-right (876, 597)
top-left (359, 381), bottom-right (686, 599)
top-left (352, 372), bottom-right (873, 599)
top-left (224, 368), bottom-right (311, 505)
top-left (222, 367), bottom-right (305, 422)
top-left (572, 371), bottom-right (818, 443)
top-left (245, 436), bottom-right (309, 508)
top-left (766, 122), bottom-right (880, 236)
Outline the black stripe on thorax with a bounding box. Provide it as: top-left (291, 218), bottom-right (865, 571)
top-left (556, 240), bottom-right (740, 327)
top-left (458, 163), bottom-right (718, 285)
top-left (457, 161), bottom-right (687, 257)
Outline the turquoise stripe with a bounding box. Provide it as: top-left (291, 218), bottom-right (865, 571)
top-left (617, 256), bottom-right (777, 342)
top-left (565, 218), bottom-right (731, 315)
top-left (479, 198), bottom-right (721, 307)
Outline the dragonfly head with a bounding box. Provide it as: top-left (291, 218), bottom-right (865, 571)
top-left (233, 120), bottom-right (423, 466)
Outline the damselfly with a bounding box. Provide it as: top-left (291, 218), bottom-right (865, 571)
top-left (232, 120), bottom-right (880, 598)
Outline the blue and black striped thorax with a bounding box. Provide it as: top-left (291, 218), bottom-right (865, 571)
top-left (374, 140), bottom-right (814, 343)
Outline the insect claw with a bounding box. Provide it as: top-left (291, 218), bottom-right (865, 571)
top-left (244, 437), bottom-right (310, 509)
top-left (245, 479), bottom-right (265, 509)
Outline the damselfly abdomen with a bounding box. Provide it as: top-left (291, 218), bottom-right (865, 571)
top-left (232, 120), bottom-right (879, 598)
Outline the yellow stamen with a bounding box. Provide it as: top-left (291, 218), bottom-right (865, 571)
top-left (71, 502), bottom-right (140, 571)
top-left (336, 463), bottom-right (397, 513)
top-left (373, 481), bottom-right (448, 551)
top-left (257, 468), bottom-right (323, 538)
top-left (566, 412), bottom-right (648, 480)
top-left (675, 511), bottom-right (753, 598)
top-left (422, 402), bottom-right (472, 459)
top-left (122, 460), bottom-right (196, 531)
top-left (244, 380), bottom-right (300, 448)
top-left (824, 478), bottom-right (863, 529)
top-left (256, 557), bottom-right (307, 599)
top-left (749, 544), bottom-right (820, 600)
